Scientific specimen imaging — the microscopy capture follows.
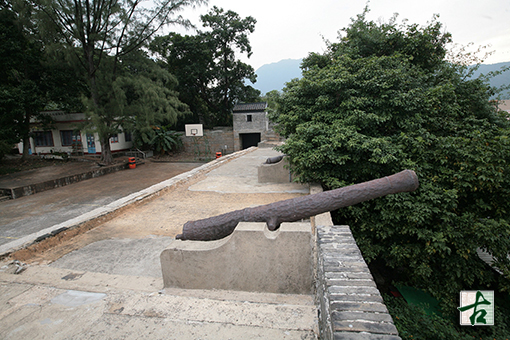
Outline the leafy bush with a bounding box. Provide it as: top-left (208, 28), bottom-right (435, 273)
top-left (384, 293), bottom-right (510, 340)
top-left (50, 150), bottom-right (69, 161)
top-left (150, 127), bottom-right (183, 156)
top-left (0, 140), bottom-right (13, 162)
top-left (270, 9), bottom-right (510, 307)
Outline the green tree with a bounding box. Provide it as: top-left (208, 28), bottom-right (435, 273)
top-left (0, 0), bottom-right (82, 160)
top-left (112, 48), bottom-right (190, 148)
top-left (151, 6), bottom-right (260, 128)
top-left (199, 6), bottom-right (259, 125)
top-left (150, 126), bottom-right (183, 156)
top-left (34, 0), bottom-right (206, 164)
top-left (151, 33), bottom-right (215, 127)
top-left (271, 10), bottom-right (510, 308)
top-left (0, 0), bottom-right (39, 160)
top-left (262, 89), bottom-right (281, 116)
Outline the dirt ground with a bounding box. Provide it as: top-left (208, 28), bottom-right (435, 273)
top-left (5, 149), bottom-right (307, 269)
top-left (11, 170), bottom-right (302, 265)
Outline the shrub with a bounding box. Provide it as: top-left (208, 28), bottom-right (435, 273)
top-left (271, 9), bottom-right (510, 307)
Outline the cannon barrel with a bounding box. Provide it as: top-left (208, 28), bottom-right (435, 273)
top-left (265, 155), bottom-right (285, 164)
top-left (176, 169), bottom-right (419, 241)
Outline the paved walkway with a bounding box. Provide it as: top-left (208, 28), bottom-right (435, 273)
top-left (0, 148), bottom-right (318, 339)
top-left (0, 160), bottom-right (202, 247)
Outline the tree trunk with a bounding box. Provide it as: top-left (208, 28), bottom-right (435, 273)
top-left (85, 47), bottom-right (114, 165)
top-left (22, 136), bottom-right (31, 160)
top-left (21, 112), bottom-right (32, 160)
top-left (100, 137), bottom-right (113, 165)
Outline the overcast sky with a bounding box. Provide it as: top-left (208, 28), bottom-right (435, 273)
top-left (171, 0), bottom-right (510, 70)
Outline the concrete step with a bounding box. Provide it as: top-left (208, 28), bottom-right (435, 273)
top-left (0, 265), bottom-right (318, 339)
top-left (265, 134), bottom-right (285, 142)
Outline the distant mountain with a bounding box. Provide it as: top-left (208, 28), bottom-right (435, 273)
top-left (250, 59), bottom-right (509, 99)
top-left (469, 62), bottom-right (510, 99)
top-left (249, 59), bottom-right (302, 95)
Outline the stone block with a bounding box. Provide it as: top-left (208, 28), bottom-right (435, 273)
top-left (326, 272), bottom-right (374, 280)
top-left (330, 294), bottom-right (384, 303)
top-left (332, 311), bottom-right (394, 323)
top-left (330, 302), bottom-right (389, 313)
top-left (334, 332), bottom-right (402, 340)
top-left (326, 279), bottom-right (377, 288)
top-left (333, 320), bottom-right (398, 334)
top-left (329, 286), bottom-right (381, 295)
top-left (160, 222), bottom-right (313, 294)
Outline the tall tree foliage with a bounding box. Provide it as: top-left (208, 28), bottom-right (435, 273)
top-left (35, 0), bottom-right (205, 164)
top-left (200, 6), bottom-right (258, 125)
top-left (0, 0), bottom-right (82, 160)
top-left (0, 0), bottom-right (43, 159)
top-left (112, 49), bottom-right (190, 148)
top-left (151, 32), bottom-right (214, 127)
top-left (271, 10), bottom-right (510, 308)
top-left (151, 6), bottom-right (259, 128)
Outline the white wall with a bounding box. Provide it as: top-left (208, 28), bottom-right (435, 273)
top-left (17, 127), bottom-right (133, 155)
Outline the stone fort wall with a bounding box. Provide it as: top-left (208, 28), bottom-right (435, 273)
top-left (311, 185), bottom-right (401, 340)
top-left (181, 127), bottom-right (234, 158)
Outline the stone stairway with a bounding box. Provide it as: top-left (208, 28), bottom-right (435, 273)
top-left (265, 131), bottom-right (284, 142)
top-left (0, 265), bottom-right (318, 339)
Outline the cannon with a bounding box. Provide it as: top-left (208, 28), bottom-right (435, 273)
top-left (176, 170), bottom-right (419, 241)
top-left (265, 155), bottom-right (286, 164)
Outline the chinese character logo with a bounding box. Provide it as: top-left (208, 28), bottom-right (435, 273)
top-left (458, 291), bottom-right (494, 326)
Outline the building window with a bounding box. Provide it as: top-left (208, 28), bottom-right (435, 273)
top-left (124, 132), bottom-right (132, 142)
top-left (110, 134), bottom-right (119, 143)
top-left (247, 114), bottom-right (252, 122)
top-left (60, 130), bottom-right (81, 146)
top-left (34, 131), bottom-right (54, 147)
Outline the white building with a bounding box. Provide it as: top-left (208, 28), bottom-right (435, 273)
top-left (17, 111), bottom-right (133, 156)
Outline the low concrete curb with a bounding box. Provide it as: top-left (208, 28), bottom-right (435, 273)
top-left (0, 162), bottom-right (128, 199)
top-left (0, 148), bottom-right (257, 257)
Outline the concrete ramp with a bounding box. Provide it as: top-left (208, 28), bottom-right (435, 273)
top-left (160, 222), bottom-right (313, 294)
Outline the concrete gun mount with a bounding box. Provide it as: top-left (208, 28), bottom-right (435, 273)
top-left (176, 170), bottom-right (419, 241)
